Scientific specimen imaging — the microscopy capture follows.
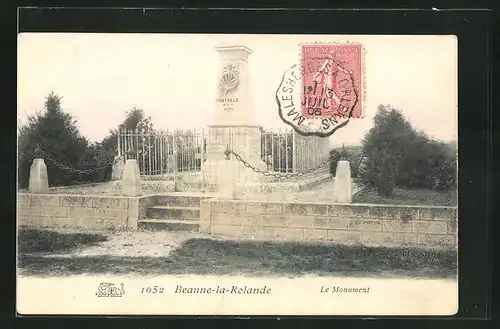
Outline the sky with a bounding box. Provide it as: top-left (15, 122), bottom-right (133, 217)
top-left (17, 33), bottom-right (458, 147)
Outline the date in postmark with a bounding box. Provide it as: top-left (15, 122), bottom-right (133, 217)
top-left (276, 43), bottom-right (364, 137)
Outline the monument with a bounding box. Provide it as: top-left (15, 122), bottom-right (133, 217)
top-left (203, 45), bottom-right (266, 187)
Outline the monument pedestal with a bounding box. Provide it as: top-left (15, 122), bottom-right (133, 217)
top-left (202, 125), bottom-right (266, 186)
top-left (203, 45), bottom-right (267, 191)
top-left (217, 158), bottom-right (238, 199)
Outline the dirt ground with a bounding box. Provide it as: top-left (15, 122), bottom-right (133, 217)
top-left (18, 226), bottom-right (457, 279)
top-left (71, 230), bottom-right (213, 258)
top-left (21, 228), bottom-right (214, 258)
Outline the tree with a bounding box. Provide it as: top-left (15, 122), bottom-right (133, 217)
top-left (359, 105), bottom-right (457, 196)
top-left (98, 107), bottom-right (148, 160)
top-left (17, 92), bottom-right (90, 188)
top-left (121, 107), bottom-right (145, 131)
top-left (359, 105), bottom-right (416, 196)
top-left (96, 107), bottom-right (159, 176)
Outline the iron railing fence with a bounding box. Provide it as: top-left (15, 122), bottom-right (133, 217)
top-left (117, 128), bottom-right (331, 184)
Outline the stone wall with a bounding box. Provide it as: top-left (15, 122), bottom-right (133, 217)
top-left (200, 199), bottom-right (458, 248)
top-left (17, 194), bottom-right (156, 230)
top-left (111, 180), bottom-right (176, 193)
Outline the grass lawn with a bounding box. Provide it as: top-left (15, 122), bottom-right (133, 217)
top-left (352, 187), bottom-right (457, 206)
top-left (18, 228), bottom-right (457, 279)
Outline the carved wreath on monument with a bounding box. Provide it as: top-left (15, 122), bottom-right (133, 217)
top-left (218, 63), bottom-right (240, 97)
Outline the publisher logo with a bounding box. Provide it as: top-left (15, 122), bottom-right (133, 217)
top-left (95, 282), bottom-right (125, 298)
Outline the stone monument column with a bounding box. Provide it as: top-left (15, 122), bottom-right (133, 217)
top-left (203, 45), bottom-right (266, 187)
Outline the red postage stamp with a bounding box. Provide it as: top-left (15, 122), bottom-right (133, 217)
top-left (301, 43), bottom-right (363, 120)
top-left (276, 43), bottom-right (364, 137)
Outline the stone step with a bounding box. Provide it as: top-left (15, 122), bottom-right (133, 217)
top-left (154, 195), bottom-right (204, 207)
top-left (146, 205), bottom-right (200, 220)
top-left (138, 219), bottom-right (200, 231)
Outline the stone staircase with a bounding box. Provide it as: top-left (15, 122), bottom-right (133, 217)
top-left (138, 195), bottom-right (207, 231)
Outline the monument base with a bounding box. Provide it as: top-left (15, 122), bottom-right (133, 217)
top-left (202, 157), bottom-right (267, 187)
top-left (217, 159), bottom-right (238, 199)
top-left (202, 125), bottom-right (267, 187)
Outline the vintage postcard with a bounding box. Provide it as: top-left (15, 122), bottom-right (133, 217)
top-left (17, 33), bottom-right (458, 316)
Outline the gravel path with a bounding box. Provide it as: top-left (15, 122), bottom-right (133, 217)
top-left (36, 229), bottom-right (213, 258)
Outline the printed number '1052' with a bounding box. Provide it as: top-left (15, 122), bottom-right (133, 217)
top-left (141, 286), bottom-right (164, 294)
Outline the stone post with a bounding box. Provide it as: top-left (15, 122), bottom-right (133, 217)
top-left (111, 156), bottom-right (125, 180)
top-left (29, 158), bottom-right (49, 193)
top-left (122, 159), bottom-right (142, 196)
top-left (333, 160), bottom-right (352, 203)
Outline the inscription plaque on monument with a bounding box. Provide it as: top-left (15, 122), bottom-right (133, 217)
top-left (217, 63), bottom-right (240, 112)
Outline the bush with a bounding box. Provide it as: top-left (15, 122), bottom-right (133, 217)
top-left (330, 146), bottom-right (363, 178)
top-left (329, 149), bottom-right (343, 175)
top-left (80, 142), bottom-right (115, 182)
top-left (359, 105), bottom-right (456, 196)
top-left (396, 139), bottom-right (457, 190)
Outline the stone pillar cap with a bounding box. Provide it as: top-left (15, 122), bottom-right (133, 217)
top-left (215, 45), bottom-right (253, 54)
